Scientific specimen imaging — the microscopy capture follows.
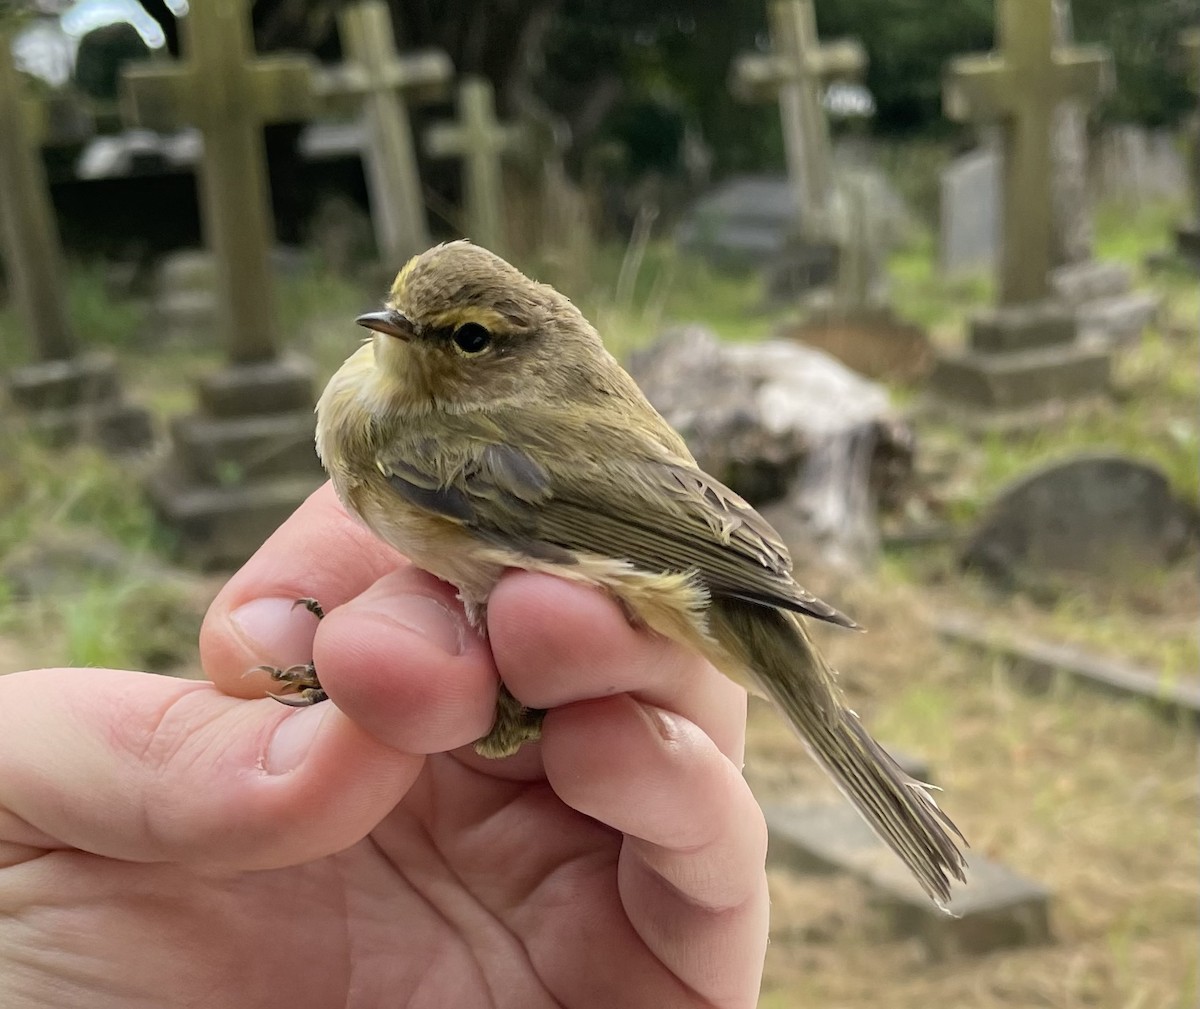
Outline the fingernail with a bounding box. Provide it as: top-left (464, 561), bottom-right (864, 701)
top-left (352, 592), bottom-right (467, 656)
top-left (231, 597), bottom-right (320, 667)
top-left (265, 704), bottom-right (330, 774)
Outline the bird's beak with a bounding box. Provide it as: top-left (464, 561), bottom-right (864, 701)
top-left (355, 309), bottom-right (414, 341)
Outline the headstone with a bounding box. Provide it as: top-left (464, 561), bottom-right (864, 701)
top-left (730, 0), bottom-right (871, 309)
top-left (0, 22), bottom-right (152, 452)
top-left (150, 246), bottom-right (308, 348)
top-left (120, 0), bottom-right (325, 567)
top-left (938, 144), bottom-right (1000, 276)
top-left (1048, 0), bottom-right (1092, 269)
top-left (502, 92), bottom-right (591, 271)
top-left (730, 0), bottom-right (864, 245)
top-left (961, 453), bottom-right (1195, 589)
top-left (425, 76), bottom-right (528, 258)
top-left (932, 0), bottom-right (1115, 427)
top-left (1049, 259), bottom-right (1159, 347)
top-left (1177, 28), bottom-right (1200, 261)
top-left (1094, 125), bottom-right (1189, 208)
top-left (317, 1), bottom-right (452, 266)
top-left (152, 248), bottom-right (218, 346)
top-left (1047, 1), bottom-right (1159, 347)
top-left (765, 801), bottom-right (1051, 956)
top-left (675, 174), bottom-right (818, 269)
top-left (935, 611), bottom-right (1200, 723)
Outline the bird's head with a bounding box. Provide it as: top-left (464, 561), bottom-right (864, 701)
top-left (354, 241), bottom-right (602, 413)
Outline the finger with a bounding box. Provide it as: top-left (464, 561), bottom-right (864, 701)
top-left (200, 482), bottom-right (406, 698)
top-left (540, 695), bottom-right (768, 1009)
top-left (310, 568), bottom-right (499, 754)
top-left (487, 572), bottom-right (748, 763)
top-left (0, 667), bottom-right (421, 870)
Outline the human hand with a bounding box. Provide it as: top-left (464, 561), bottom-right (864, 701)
top-left (0, 483), bottom-right (768, 1008)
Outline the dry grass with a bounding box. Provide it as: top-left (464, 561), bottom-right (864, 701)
top-left (747, 569), bottom-right (1198, 1009)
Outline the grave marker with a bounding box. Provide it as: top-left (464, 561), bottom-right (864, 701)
top-left (765, 799), bottom-right (1052, 957)
top-left (425, 77), bottom-right (527, 257)
top-left (120, 0), bottom-right (324, 566)
top-left (730, 0), bottom-right (864, 244)
top-left (1046, 1), bottom-right (1158, 346)
top-left (943, 0), bottom-right (1110, 306)
top-left (932, 0), bottom-right (1116, 426)
top-left (0, 24), bottom-right (151, 451)
top-left (122, 0), bottom-right (316, 364)
top-left (318, 1), bottom-right (452, 265)
top-left (962, 453), bottom-right (1193, 588)
top-left (935, 611), bottom-right (1200, 724)
top-left (938, 143), bottom-right (1000, 276)
top-left (1177, 28), bottom-right (1200, 260)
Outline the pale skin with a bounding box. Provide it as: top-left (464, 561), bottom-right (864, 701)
top-left (0, 484), bottom-right (769, 1008)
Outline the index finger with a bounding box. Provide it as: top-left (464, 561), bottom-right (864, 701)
top-left (199, 482), bottom-right (407, 697)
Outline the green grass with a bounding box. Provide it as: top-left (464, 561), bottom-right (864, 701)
top-left (542, 240), bottom-right (780, 361)
top-left (0, 438), bottom-right (165, 560)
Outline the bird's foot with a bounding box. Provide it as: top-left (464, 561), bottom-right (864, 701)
top-left (473, 684), bottom-right (545, 758)
top-left (259, 597), bottom-right (328, 706)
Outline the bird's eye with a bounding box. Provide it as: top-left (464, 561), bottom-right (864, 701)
top-left (452, 322), bottom-right (492, 355)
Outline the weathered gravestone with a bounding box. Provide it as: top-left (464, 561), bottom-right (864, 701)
top-left (961, 453), bottom-right (1195, 591)
top-left (1045, 0), bottom-right (1158, 347)
top-left (1, 23), bottom-right (152, 452)
top-left (150, 246), bottom-right (307, 348)
top-left (940, 3), bottom-right (1156, 347)
top-left (121, 0), bottom-right (324, 567)
top-left (1094, 126), bottom-right (1189, 210)
top-left (425, 77), bottom-right (528, 259)
top-left (1050, 258), bottom-right (1158, 348)
top-left (765, 799), bottom-right (1052, 957)
top-left (675, 174), bottom-right (822, 270)
top-left (1177, 28), bottom-right (1200, 261)
top-left (730, 0), bottom-right (864, 250)
top-left (729, 0), bottom-right (875, 310)
top-left (935, 611), bottom-right (1200, 723)
top-left (316, 1), bottom-right (452, 267)
top-left (501, 95), bottom-right (591, 270)
top-left (938, 142), bottom-right (1000, 277)
top-left (932, 0), bottom-right (1115, 427)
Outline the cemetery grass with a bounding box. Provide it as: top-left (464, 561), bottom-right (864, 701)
top-left (887, 199), bottom-right (1198, 677)
top-left (0, 203), bottom-right (1195, 1008)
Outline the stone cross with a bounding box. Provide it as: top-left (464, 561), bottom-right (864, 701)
top-left (730, 0), bottom-right (865, 240)
top-left (1181, 28), bottom-right (1200, 248)
top-left (120, 0), bottom-right (316, 363)
top-left (1, 27), bottom-right (152, 451)
top-left (0, 29), bottom-right (75, 362)
top-left (945, 0), bottom-right (1112, 306)
top-left (1049, 0), bottom-right (1092, 267)
top-left (426, 76), bottom-right (527, 257)
top-left (319, 1), bottom-right (452, 265)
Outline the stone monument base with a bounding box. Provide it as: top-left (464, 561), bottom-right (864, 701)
top-left (147, 354), bottom-right (326, 569)
top-left (7, 351), bottom-right (154, 452)
top-left (1051, 259), bottom-right (1159, 347)
top-left (930, 301), bottom-right (1112, 430)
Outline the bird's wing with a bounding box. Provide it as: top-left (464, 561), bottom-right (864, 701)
top-left (375, 409), bottom-right (857, 628)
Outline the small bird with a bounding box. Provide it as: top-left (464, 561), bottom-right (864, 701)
top-left (273, 241), bottom-right (966, 905)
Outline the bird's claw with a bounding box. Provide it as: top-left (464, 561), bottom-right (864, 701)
top-left (291, 597), bottom-right (325, 620)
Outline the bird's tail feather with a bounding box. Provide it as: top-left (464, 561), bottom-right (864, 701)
top-left (711, 598), bottom-right (968, 907)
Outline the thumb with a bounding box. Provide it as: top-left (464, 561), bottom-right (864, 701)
top-left (0, 667), bottom-right (423, 871)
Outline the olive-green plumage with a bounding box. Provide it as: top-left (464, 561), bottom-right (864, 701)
top-left (312, 241), bottom-right (967, 905)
